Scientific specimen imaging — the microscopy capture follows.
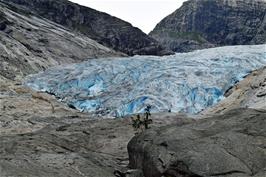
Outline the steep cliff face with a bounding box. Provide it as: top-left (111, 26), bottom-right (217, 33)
top-left (0, 1), bottom-right (123, 81)
top-left (150, 0), bottom-right (266, 52)
top-left (1, 0), bottom-right (172, 56)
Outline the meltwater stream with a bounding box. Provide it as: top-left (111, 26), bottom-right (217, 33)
top-left (25, 45), bottom-right (266, 117)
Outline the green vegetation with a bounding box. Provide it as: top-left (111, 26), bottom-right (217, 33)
top-left (168, 31), bottom-right (206, 43)
top-left (76, 24), bottom-right (90, 34)
top-left (131, 105), bottom-right (153, 134)
top-left (153, 28), bottom-right (206, 44)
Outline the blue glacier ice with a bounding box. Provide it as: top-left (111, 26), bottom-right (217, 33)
top-left (25, 45), bottom-right (266, 117)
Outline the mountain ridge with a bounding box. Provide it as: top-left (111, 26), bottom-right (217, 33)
top-left (1, 0), bottom-right (172, 56)
top-left (0, 1), bottom-right (124, 81)
top-left (150, 0), bottom-right (266, 52)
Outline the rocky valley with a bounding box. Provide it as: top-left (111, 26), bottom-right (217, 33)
top-left (0, 0), bottom-right (265, 177)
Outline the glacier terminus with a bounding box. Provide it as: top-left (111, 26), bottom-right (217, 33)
top-left (25, 45), bottom-right (266, 117)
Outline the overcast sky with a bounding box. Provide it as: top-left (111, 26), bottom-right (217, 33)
top-left (69, 0), bottom-right (186, 34)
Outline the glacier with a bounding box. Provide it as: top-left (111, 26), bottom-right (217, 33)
top-left (25, 45), bottom-right (266, 117)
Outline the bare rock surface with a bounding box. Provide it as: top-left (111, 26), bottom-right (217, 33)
top-left (0, 81), bottom-right (131, 177)
top-left (202, 66), bottom-right (266, 116)
top-left (0, 1), bottom-right (122, 81)
top-left (150, 0), bottom-right (266, 52)
top-left (1, 69), bottom-right (265, 176)
top-left (128, 108), bottom-right (266, 177)
top-left (1, 65), bottom-right (265, 177)
top-left (1, 0), bottom-right (172, 56)
top-left (127, 66), bottom-right (266, 177)
top-left (0, 80), bottom-right (194, 177)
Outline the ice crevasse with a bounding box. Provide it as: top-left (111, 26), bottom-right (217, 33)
top-left (25, 45), bottom-right (266, 117)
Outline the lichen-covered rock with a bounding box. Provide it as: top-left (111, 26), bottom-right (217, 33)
top-left (128, 108), bottom-right (266, 177)
top-left (2, 0), bottom-right (172, 56)
top-left (150, 0), bottom-right (266, 52)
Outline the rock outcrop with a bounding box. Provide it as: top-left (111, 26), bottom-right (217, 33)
top-left (0, 80), bottom-right (133, 177)
top-left (128, 108), bottom-right (266, 177)
top-left (1, 67), bottom-right (265, 176)
top-left (1, 0), bottom-right (172, 56)
top-left (0, 79), bottom-right (195, 177)
top-left (127, 62), bottom-right (266, 177)
top-left (202, 66), bottom-right (266, 115)
top-left (0, 1), bottom-right (122, 81)
top-left (150, 0), bottom-right (266, 52)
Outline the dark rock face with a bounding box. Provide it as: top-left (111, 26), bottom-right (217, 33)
top-left (0, 13), bottom-right (8, 31)
top-left (0, 1), bottom-right (122, 81)
top-left (150, 0), bottom-right (266, 52)
top-left (128, 108), bottom-right (266, 177)
top-left (2, 0), bottom-right (172, 56)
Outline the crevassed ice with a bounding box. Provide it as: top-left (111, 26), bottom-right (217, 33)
top-left (25, 45), bottom-right (266, 117)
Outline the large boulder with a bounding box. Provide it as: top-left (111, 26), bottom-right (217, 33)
top-left (128, 108), bottom-right (266, 177)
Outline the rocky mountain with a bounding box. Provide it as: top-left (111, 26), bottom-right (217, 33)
top-left (150, 0), bottom-right (266, 52)
top-left (1, 0), bottom-right (172, 56)
top-left (0, 1), bottom-right (123, 81)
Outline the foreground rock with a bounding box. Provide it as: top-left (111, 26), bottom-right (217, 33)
top-left (0, 81), bottom-right (131, 176)
top-left (0, 80), bottom-right (194, 177)
top-left (1, 70), bottom-right (265, 176)
top-left (1, 64), bottom-right (264, 177)
top-left (150, 0), bottom-right (266, 52)
top-left (2, 0), bottom-right (172, 56)
top-left (128, 108), bottom-right (266, 177)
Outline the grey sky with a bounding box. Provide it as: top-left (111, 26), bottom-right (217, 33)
top-left (69, 0), bottom-right (186, 33)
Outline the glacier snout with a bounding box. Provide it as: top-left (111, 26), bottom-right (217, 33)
top-left (25, 45), bottom-right (266, 117)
